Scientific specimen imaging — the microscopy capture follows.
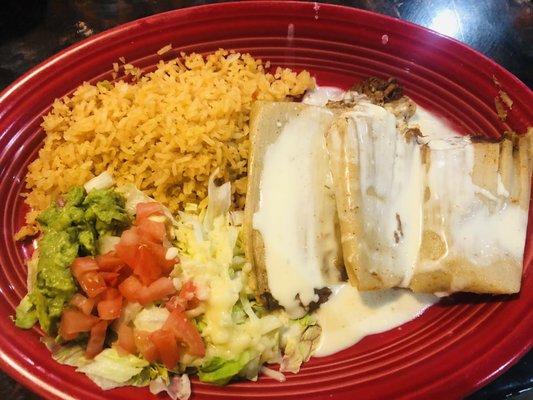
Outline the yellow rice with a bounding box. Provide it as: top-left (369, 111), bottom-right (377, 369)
top-left (22, 49), bottom-right (314, 229)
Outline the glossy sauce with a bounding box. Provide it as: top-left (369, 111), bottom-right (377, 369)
top-left (315, 284), bottom-right (436, 356)
top-left (315, 103), bottom-right (440, 356)
top-left (411, 107), bottom-right (527, 277)
top-left (253, 106), bottom-right (341, 318)
top-left (345, 102), bottom-right (424, 286)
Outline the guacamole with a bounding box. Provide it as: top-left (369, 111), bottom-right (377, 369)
top-left (15, 187), bottom-right (130, 334)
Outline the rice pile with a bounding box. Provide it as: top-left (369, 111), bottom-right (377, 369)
top-left (22, 49), bottom-right (314, 228)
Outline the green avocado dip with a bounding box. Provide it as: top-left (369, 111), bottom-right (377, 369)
top-left (15, 186), bottom-right (130, 334)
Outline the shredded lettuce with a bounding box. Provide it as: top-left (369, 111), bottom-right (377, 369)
top-left (76, 348), bottom-right (149, 389)
top-left (98, 235), bottom-right (121, 255)
top-left (131, 363), bottom-right (170, 387)
top-left (24, 177), bottom-right (324, 397)
top-left (133, 306), bottom-right (170, 333)
top-left (198, 352), bottom-right (251, 385)
top-left (150, 375), bottom-right (191, 400)
top-left (117, 184), bottom-right (154, 216)
top-left (117, 184), bottom-right (176, 224)
top-left (14, 295), bottom-right (38, 329)
top-left (51, 344), bottom-right (91, 368)
top-left (280, 317), bottom-right (322, 373)
top-left (84, 171), bottom-right (114, 193)
top-left (204, 169), bottom-right (231, 230)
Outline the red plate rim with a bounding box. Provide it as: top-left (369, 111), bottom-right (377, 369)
top-left (0, 2), bottom-right (531, 400)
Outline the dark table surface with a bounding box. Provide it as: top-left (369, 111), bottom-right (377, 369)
top-left (0, 0), bottom-right (532, 399)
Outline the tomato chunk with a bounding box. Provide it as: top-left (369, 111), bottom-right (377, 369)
top-left (116, 227), bottom-right (141, 268)
top-left (85, 320), bottom-right (108, 359)
top-left (139, 277), bottom-right (176, 306)
top-left (180, 281), bottom-right (200, 310)
top-left (137, 219), bottom-right (166, 244)
top-left (136, 202), bottom-right (165, 224)
top-left (96, 252), bottom-right (126, 272)
top-left (134, 330), bottom-right (159, 363)
top-left (117, 323), bottom-right (137, 354)
top-left (134, 244), bottom-right (163, 285)
top-left (78, 271), bottom-right (107, 298)
top-left (165, 296), bottom-right (184, 313)
top-left (150, 329), bottom-right (179, 370)
top-left (100, 271), bottom-right (120, 287)
top-left (59, 308), bottom-right (99, 341)
top-left (119, 275), bottom-right (143, 303)
top-left (69, 293), bottom-right (95, 316)
top-left (164, 309), bottom-right (205, 357)
top-left (71, 257), bottom-right (99, 281)
top-left (97, 292), bottom-right (123, 320)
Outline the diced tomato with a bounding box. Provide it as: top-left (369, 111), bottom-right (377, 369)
top-left (150, 329), bottom-right (179, 370)
top-left (100, 272), bottom-right (120, 287)
top-left (116, 227), bottom-right (141, 268)
top-left (134, 330), bottom-right (159, 363)
top-left (119, 276), bottom-right (176, 306)
top-left (144, 240), bottom-right (177, 273)
top-left (139, 277), bottom-right (176, 305)
top-left (179, 281), bottom-right (200, 310)
top-left (137, 218), bottom-right (166, 244)
top-left (96, 252), bottom-right (126, 272)
top-left (164, 309), bottom-right (205, 357)
top-left (116, 225), bottom-right (176, 286)
top-left (136, 202), bottom-right (165, 224)
top-left (97, 289), bottom-right (123, 320)
top-left (165, 295), bottom-right (184, 313)
top-left (69, 293), bottom-right (95, 316)
top-left (167, 281), bottom-right (199, 312)
top-left (133, 244), bottom-right (163, 285)
top-left (85, 320), bottom-right (108, 359)
top-left (71, 257), bottom-right (99, 281)
top-left (103, 287), bottom-right (120, 300)
top-left (78, 271), bottom-right (107, 298)
top-left (117, 323), bottom-right (137, 354)
top-left (59, 308), bottom-right (99, 341)
top-left (118, 275), bottom-right (143, 303)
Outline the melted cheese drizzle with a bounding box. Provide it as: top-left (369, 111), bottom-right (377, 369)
top-left (315, 284), bottom-right (436, 356)
top-left (315, 104), bottom-right (440, 356)
top-left (416, 108), bottom-right (527, 280)
top-left (253, 106), bottom-right (340, 318)
top-left (347, 102), bottom-right (424, 286)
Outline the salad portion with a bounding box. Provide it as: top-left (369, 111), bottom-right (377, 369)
top-left (15, 173), bottom-right (319, 399)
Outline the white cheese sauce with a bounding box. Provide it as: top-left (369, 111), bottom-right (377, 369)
top-left (253, 106), bottom-right (340, 318)
top-left (314, 104), bottom-right (459, 356)
top-left (411, 106), bottom-right (527, 276)
top-left (315, 284), bottom-right (436, 356)
top-left (345, 102), bottom-right (424, 286)
top-left (302, 86), bottom-right (345, 107)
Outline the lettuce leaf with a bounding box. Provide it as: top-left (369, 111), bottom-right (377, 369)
top-left (76, 348), bottom-right (149, 389)
top-left (51, 344), bottom-right (91, 368)
top-left (203, 169), bottom-right (231, 230)
top-left (14, 295), bottom-right (38, 329)
top-left (198, 352), bottom-right (251, 385)
top-left (133, 306), bottom-right (170, 333)
top-left (150, 375), bottom-right (191, 400)
top-left (280, 317), bottom-right (321, 374)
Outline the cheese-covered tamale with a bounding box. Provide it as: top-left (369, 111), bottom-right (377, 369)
top-left (410, 130), bottom-right (532, 293)
top-left (326, 101), bottom-right (424, 291)
top-left (328, 98), bottom-right (531, 294)
top-left (244, 102), bottom-right (345, 317)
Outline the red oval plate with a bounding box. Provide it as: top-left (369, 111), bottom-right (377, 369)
top-left (0, 2), bottom-right (531, 400)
